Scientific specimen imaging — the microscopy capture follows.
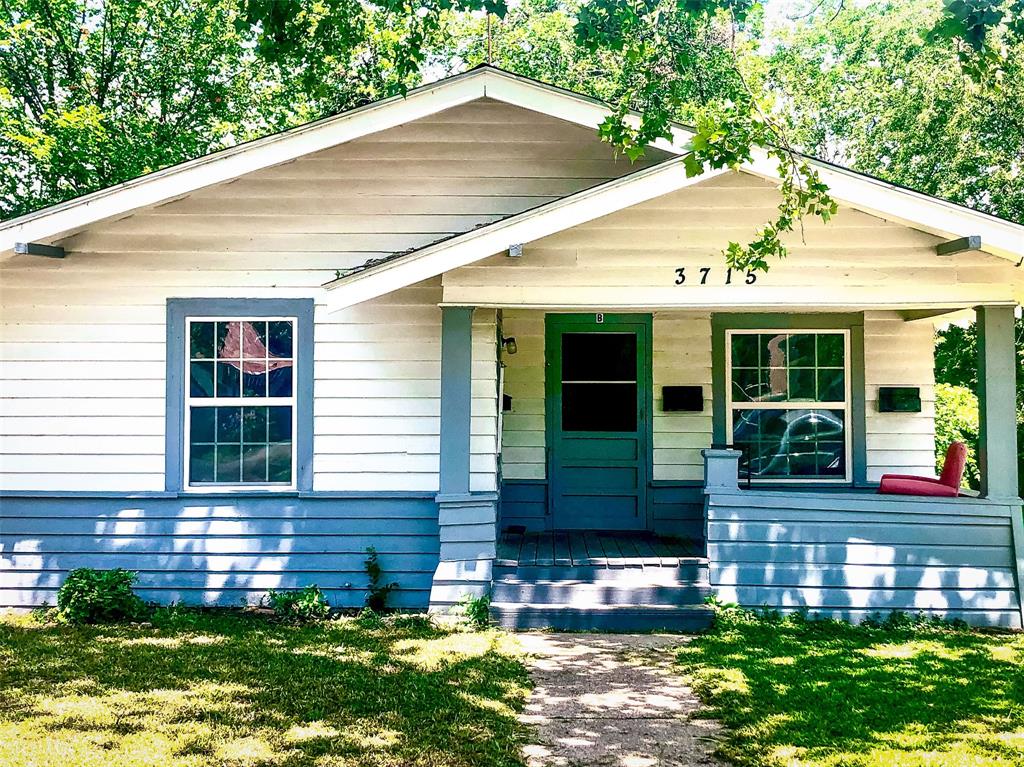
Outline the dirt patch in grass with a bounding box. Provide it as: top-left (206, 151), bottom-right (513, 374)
top-left (677, 610), bottom-right (1024, 767)
top-left (0, 610), bottom-right (531, 767)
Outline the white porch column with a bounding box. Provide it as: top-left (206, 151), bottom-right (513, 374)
top-left (428, 305), bottom-right (497, 612)
top-left (976, 305), bottom-right (1020, 500)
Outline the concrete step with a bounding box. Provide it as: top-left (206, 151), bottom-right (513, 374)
top-left (493, 560), bottom-right (709, 584)
top-left (490, 602), bottom-right (715, 632)
top-left (492, 579), bottom-right (711, 606)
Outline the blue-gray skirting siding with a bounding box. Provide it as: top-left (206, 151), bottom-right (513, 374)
top-left (706, 489), bottom-right (1024, 628)
top-left (499, 479), bottom-right (703, 540)
top-left (0, 495), bottom-right (439, 609)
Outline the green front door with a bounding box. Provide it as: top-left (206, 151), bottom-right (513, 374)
top-left (545, 314), bottom-right (651, 531)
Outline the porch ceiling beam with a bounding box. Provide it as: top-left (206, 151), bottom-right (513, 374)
top-left (897, 307), bottom-right (970, 323)
top-left (14, 242), bottom-right (64, 259)
top-left (936, 235), bottom-right (982, 256)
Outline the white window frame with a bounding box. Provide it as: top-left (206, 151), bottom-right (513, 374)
top-left (725, 328), bottom-right (853, 484)
top-left (183, 315), bottom-right (299, 492)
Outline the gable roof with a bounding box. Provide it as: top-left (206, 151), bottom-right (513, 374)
top-left (0, 66), bottom-right (693, 255)
top-left (4, 63), bottom-right (1021, 286)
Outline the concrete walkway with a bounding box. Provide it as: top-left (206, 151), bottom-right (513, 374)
top-left (517, 633), bottom-right (725, 767)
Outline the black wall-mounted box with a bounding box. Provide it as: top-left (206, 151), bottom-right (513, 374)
top-left (662, 385), bottom-right (704, 412)
top-left (878, 386), bottom-right (922, 413)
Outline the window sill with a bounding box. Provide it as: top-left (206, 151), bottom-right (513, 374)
top-left (178, 488), bottom-right (301, 498)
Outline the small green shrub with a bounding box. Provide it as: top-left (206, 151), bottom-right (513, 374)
top-left (56, 568), bottom-right (148, 624)
top-left (266, 584), bottom-right (330, 622)
top-left (704, 594), bottom-right (740, 611)
top-left (356, 606), bottom-right (384, 628)
top-left (364, 547), bottom-right (399, 612)
top-left (860, 609), bottom-right (970, 632)
top-left (457, 593), bottom-right (491, 629)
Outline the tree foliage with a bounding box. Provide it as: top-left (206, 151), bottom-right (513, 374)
top-left (3, 0), bottom-right (1022, 266)
top-left (769, 0), bottom-right (1024, 222)
top-left (0, 0), bottom-right (471, 219)
top-left (934, 383), bottom-right (981, 490)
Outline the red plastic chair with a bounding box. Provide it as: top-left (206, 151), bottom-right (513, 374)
top-left (877, 442), bottom-right (968, 497)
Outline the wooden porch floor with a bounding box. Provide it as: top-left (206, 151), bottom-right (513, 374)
top-left (496, 529), bottom-right (702, 568)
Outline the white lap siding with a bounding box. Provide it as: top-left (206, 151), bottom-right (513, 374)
top-left (497, 310), bottom-right (545, 481)
top-left (0, 99), bottom-right (658, 493)
top-left (863, 311), bottom-right (938, 481)
top-left (652, 313), bottom-right (713, 482)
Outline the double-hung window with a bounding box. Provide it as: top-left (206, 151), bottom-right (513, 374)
top-left (168, 298), bottom-right (312, 493)
top-left (727, 330), bottom-right (851, 482)
top-left (185, 318), bottom-right (297, 488)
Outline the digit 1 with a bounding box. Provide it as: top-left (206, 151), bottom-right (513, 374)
top-left (725, 268), bottom-right (733, 285)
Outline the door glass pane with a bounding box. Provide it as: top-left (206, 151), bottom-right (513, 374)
top-left (562, 333), bottom-right (636, 381)
top-left (561, 331), bottom-right (638, 432)
top-left (563, 382), bottom-right (637, 432)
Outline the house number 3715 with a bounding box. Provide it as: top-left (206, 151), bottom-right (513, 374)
top-left (674, 267), bottom-right (757, 285)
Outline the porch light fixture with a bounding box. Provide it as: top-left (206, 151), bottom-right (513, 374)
top-left (502, 336), bottom-right (518, 355)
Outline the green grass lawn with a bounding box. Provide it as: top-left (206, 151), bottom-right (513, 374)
top-left (0, 610), bottom-right (531, 767)
top-left (678, 610), bottom-right (1024, 767)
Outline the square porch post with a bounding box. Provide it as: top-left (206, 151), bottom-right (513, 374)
top-left (976, 305), bottom-right (1020, 500)
top-left (428, 305), bottom-right (498, 612)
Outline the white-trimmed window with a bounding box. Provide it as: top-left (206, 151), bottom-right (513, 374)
top-left (726, 330), bottom-right (852, 483)
top-left (185, 317), bottom-right (297, 489)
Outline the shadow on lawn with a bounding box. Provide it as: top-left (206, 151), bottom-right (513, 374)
top-left (0, 612), bottom-right (531, 767)
top-left (677, 613), bottom-right (1024, 767)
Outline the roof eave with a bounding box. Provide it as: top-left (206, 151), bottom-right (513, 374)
top-left (742, 153), bottom-right (1024, 265)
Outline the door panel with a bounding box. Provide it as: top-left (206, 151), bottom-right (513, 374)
top-left (546, 315), bottom-right (651, 531)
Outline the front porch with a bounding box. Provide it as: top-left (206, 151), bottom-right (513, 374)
top-left (429, 302), bottom-right (1023, 629)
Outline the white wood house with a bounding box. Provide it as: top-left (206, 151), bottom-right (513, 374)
top-left (2, 67), bottom-right (1023, 629)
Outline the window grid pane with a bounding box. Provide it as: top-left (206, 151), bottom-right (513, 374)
top-left (187, 317), bottom-right (296, 487)
top-left (730, 332), bottom-right (846, 405)
top-left (729, 330), bottom-right (849, 481)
